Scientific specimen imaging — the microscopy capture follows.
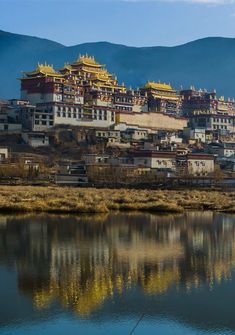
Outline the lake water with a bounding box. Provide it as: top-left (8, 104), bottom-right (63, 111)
top-left (0, 212), bottom-right (235, 334)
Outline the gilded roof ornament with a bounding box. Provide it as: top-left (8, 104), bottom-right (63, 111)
top-left (37, 63), bottom-right (56, 74)
top-left (75, 54), bottom-right (101, 66)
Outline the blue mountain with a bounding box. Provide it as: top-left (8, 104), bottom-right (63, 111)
top-left (1, 30), bottom-right (235, 98)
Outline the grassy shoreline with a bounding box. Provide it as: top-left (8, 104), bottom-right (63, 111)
top-left (0, 186), bottom-right (235, 214)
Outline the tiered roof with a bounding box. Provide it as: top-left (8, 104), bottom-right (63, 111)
top-left (73, 55), bottom-right (103, 68)
top-left (21, 55), bottom-right (125, 91)
top-left (23, 63), bottom-right (63, 78)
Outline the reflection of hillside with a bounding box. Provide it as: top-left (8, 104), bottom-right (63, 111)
top-left (1, 212), bottom-right (235, 316)
top-left (33, 271), bottom-right (114, 315)
top-left (142, 268), bottom-right (180, 295)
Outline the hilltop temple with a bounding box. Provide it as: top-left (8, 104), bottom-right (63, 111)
top-left (19, 55), bottom-right (187, 132)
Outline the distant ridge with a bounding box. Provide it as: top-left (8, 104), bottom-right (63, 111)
top-left (1, 30), bottom-right (235, 98)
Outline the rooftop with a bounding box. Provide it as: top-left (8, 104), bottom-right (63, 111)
top-left (23, 63), bottom-right (63, 78)
top-left (74, 54), bottom-right (103, 68)
top-left (144, 81), bottom-right (175, 92)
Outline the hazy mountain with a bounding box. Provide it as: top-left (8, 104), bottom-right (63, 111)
top-left (1, 30), bottom-right (235, 99)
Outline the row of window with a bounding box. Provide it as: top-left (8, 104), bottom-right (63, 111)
top-left (64, 86), bottom-right (75, 92)
top-left (35, 120), bottom-right (53, 126)
top-left (141, 159), bottom-right (208, 167)
top-left (115, 97), bottom-right (133, 103)
top-left (140, 159), bottom-right (175, 166)
top-left (93, 110), bottom-right (107, 116)
top-left (196, 117), bottom-right (232, 124)
top-left (97, 132), bottom-right (119, 137)
top-left (115, 106), bottom-right (132, 111)
top-left (156, 160), bottom-right (172, 166)
top-left (93, 115), bottom-right (107, 121)
top-left (213, 118), bottom-right (231, 123)
top-left (57, 107), bottom-right (82, 113)
top-left (57, 112), bottom-right (83, 119)
top-left (213, 125), bottom-right (228, 130)
top-left (35, 114), bottom-right (53, 120)
top-left (63, 94), bottom-right (74, 100)
top-left (56, 111), bottom-right (115, 122)
top-left (189, 161), bottom-right (206, 167)
top-left (36, 108), bottom-right (53, 113)
top-left (93, 112), bottom-right (115, 122)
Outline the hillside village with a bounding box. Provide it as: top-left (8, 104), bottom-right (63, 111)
top-left (0, 54), bottom-right (234, 187)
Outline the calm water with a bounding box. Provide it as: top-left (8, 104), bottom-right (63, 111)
top-left (0, 212), bottom-right (235, 334)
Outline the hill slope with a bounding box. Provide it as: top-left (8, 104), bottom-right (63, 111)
top-left (1, 30), bottom-right (235, 98)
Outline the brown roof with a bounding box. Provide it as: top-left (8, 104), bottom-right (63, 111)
top-left (132, 150), bottom-right (214, 160)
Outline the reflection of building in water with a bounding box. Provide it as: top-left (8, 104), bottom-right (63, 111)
top-left (1, 213), bottom-right (235, 315)
top-left (0, 216), bottom-right (7, 226)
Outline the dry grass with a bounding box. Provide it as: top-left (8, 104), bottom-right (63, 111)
top-left (0, 186), bottom-right (234, 214)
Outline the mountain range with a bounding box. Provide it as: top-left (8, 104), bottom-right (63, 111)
top-left (1, 30), bottom-right (235, 99)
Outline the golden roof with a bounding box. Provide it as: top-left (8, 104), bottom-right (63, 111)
top-left (60, 63), bottom-right (73, 72)
top-left (145, 81), bottom-right (175, 92)
top-left (74, 54), bottom-right (103, 68)
top-left (94, 71), bottom-right (114, 82)
top-left (24, 63), bottom-right (62, 77)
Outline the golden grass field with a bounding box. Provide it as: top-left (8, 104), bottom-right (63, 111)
top-left (0, 186), bottom-right (234, 214)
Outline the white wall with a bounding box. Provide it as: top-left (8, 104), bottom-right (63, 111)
top-left (188, 159), bottom-right (214, 175)
top-left (134, 156), bottom-right (175, 170)
top-left (0, 148), bottom-right (8, 160)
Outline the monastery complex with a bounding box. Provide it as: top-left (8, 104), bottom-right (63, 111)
top-left (1, 54), bottom-right (235, 182)
top-left (19, 55), bottom-right (188, 132)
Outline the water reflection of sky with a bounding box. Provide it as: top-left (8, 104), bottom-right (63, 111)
top-left (0, 212), bottom-right (235, 334)
top-left (1, 318), bottom-right (234, 335)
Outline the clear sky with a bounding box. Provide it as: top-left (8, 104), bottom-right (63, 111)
top-left (1, 0), bottom-right (235, 47)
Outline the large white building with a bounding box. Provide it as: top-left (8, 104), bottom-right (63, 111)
top-left (133, 150), bottom-right (215, 176)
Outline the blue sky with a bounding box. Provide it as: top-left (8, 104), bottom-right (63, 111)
top-left (1, 0), bottom-right (235, 46)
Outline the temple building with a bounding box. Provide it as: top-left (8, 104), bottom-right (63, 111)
top-left (19, 56), bottom-right (121, 130)
top-left (113, 89), bottom-right (148, 113)
top-left (20, 55), bottom-right (126, 107)
top-left (141, 81), bottom-right (182, 116)
top-left (61, 55), bottom-right (126, 94)
top-left (21, 63), bottom-right (75, 105)
top-left (181, 88), bottom-right (235, 117)
top-left (181, 88), bottom-right (235, 135)
top-left (19, 56), bottom-right (145, 131)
